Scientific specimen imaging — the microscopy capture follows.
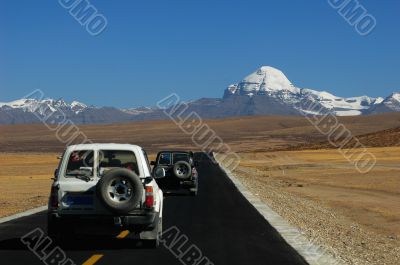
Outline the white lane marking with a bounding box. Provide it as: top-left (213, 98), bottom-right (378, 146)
top-left (0, 206), bottom-right (47, 224)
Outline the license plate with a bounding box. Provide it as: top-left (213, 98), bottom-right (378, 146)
top-left (66, 196), bottom-right (93, 206)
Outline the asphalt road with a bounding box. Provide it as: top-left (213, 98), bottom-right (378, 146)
top-left (0, 153), bottom-right (308, 265)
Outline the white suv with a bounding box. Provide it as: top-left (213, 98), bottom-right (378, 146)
top-left (47, 144), bottom-right (164, 247)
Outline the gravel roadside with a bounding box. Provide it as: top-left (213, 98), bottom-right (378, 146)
top-left (232, 165), bottom-right (400, 265)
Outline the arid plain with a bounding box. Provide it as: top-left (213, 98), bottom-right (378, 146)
top-left (231, 147), bottom-right (400, 265)
top-left (1, 113), bottom-right (400, 264)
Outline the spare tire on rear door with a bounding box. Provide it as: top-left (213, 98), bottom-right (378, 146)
top-left (172, 161), bottom-right (192, 180)
top-left (97, 168), bottom-right (143, 214)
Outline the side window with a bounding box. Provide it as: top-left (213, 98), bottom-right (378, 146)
top-left (158, 153), bottom-right (171, 165)
top-left (65, 150), bottom-right (94, 176)
top-left (99, 150), bottom-right (139, 175)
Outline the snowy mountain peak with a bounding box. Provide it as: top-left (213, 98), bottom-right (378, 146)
top-left (71, 100), bottom-right (88, 109)
top-left (365, 92), bottom-right (400, 114)
top-left (222, 66), bottom-right (394, 116)
top-left (372, 97), bottom-right (384, 104)
top-left (53, 98), bottom-right (68, 108)
top-left (387, 92), bottom-right (400, 102)
top-left (0, 98), bottom-right (90, 115)
top-left (225, 66), bottom-right (300, 97)
top-left (375, 92), bottom-right (400, 112)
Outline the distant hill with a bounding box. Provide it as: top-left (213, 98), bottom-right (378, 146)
top-left (288, 126), bottom-right (400, 151)
top-left (338, 127), bottom-right (400, 148)
top-left (1, 66), bottom-right (399, 124)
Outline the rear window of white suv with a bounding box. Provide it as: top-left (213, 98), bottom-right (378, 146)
top-left (99, 150), bottom-right (139, 175)
top-left (65, 150), bottom-right (94, 177)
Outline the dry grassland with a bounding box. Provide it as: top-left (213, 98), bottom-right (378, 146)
top-left (233, 147), bottom-right (400, 265)
top-left (0, 153), bottom-right (58, 217)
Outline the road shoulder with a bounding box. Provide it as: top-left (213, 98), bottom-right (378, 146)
top-left (0, 206), bottom-right (47, 224)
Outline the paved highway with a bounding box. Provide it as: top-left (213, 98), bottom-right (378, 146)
top-left (0, 153), bottom-right (307, 265)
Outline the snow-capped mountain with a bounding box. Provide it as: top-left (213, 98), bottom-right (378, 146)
top-left (122, 106), bottom-right (158, 115)
top-left (0, 98), bottom-right (137, 124)
top-left (223, 66), bottom-right (385, 116)
top-left (382, 93), bottom-right (400, 111)
top-left (0, 98), bottom-right (88, 115)
top-left (365, 92), bottom-right (400, 114)
top-left (225, 66), bottom-right (300, 96)
top-left (1, 66), bottom-right (399, 124)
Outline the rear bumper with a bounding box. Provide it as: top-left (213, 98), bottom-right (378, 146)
top-left (48, 210), bottom-right (158, 229)
top-left (181, 179), bottom-right (197, 188)
top-left (119, 213), bottom-right (158, 227)
top-left (157, 177), bottom-right (197, 189)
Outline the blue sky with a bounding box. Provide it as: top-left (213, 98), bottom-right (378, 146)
top-left (0, 0), bottom-right (399, 107)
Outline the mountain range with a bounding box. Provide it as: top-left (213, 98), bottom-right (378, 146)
top-left (1, 66), bottom-right (399, 124)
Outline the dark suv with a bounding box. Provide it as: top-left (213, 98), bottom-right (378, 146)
top-left (151, 151), bottom-right (198, 196)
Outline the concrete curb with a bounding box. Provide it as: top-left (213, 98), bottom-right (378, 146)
top-left (0, 206), bottom-right (47, 224)
top-left (213, 154), bottom-right (344, 265)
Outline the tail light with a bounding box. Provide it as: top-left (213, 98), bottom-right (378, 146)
top-left (50, 185), bottom-right (59, 209)
top-left (144, 186), bottom-right (154, 208)
top-left (192, 167), bottom-right (198, 177)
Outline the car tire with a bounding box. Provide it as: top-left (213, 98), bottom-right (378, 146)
top-left (172, 161), bottom-right (192, 179)
top-left (96, 168), bottom-right (143, 214)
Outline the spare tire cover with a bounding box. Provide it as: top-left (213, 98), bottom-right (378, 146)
top-left (97, 168), bottom-right (143, 214)
top-left (173, 161), bottom-right (192, 179)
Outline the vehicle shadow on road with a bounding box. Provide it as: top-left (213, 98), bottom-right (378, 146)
top-left (0, 238), bottom-right (25, 250)
top-left (0, 237), bottom-right (159, 251)
top-left (58, 237), bottom-right (158, 250)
